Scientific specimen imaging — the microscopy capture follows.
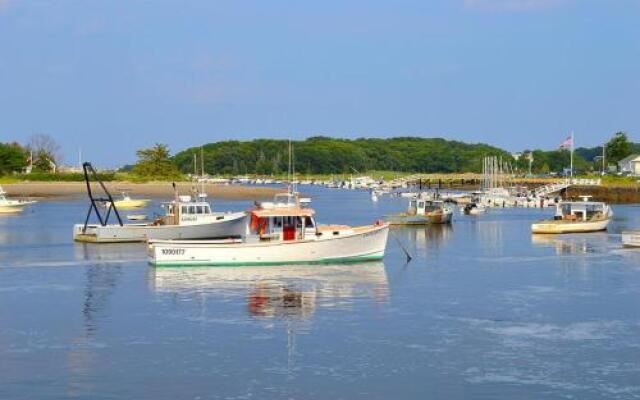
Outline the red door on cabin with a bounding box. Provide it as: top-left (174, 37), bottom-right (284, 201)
top-left (283, 217), bottom-right (296, 241)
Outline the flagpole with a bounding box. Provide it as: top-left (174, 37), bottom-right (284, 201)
top-left (570, 131), bottom-right (574, 182)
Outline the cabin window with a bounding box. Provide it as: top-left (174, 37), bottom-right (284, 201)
top-left (305, 217), bottom-right (315, 228)
top-left (418, 201), bottom-right (425, 208)
top-left (410, 200), bottom-right (417, 208)
top-left (189, 206), bottom-right (196, 214)
top-left (181, 206), bottom-right (188, 214)
top-left (204, 206), bottom-right (211, 214)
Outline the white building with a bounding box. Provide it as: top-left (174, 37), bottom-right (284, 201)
top-left (618, 154), bottom-right (640, 175)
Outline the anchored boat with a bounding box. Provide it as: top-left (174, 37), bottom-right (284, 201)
top-left (109, 190), bottom-right (149, 209)
top-left (73, 162), bottom-right (246, 243)
top-left (461, 202), bottom-right (486, 215)
top-left (385, 194), bottom-right (453, 225)
top-left (148, 192), bottom-right (389, 266)
top-left (0, 185), bottom-right (37, 214)
top-left (531, 196), bottom-right (612, 234)
top-left (622, 231), bottom-right (640, 247)
top-left (74, 194), bottom-right (247, 243)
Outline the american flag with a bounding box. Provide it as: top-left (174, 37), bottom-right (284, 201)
top-left (559, 135), bottom-right (573, 149)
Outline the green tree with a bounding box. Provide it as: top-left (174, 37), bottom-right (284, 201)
top-left (0, 142), bottom-right (28, 175)
top-left (32, 149), bottom-right (56, 172)
top-left (132, 143), bottom-right (181, 179)
top-left (28, 134), bottom-right (61, 172)
top-left (605, 132), bottom-right (632, 164)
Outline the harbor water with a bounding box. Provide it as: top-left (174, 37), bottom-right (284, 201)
top-left (1, 187), bottom-right (640, 399)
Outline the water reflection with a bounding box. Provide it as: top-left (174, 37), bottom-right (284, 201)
top-left (74, 242), bottom-right (145, 263)
top-left (393, 224), bottom-right (453, 252)
top-left (148, 262), bottom-right (389, 319)
top-left (67, 263), bottom-right (122, 397)
top-left (531, 233), bottom-right (606, 255)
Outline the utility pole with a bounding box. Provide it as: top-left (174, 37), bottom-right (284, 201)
top-left (602, 143), bottom-right (606, 175)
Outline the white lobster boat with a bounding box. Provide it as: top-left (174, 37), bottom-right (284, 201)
top-left (0, 185), bottom-right (37, 214)
top-left (385, 194), bottom-right (453, 225)
top-left (74, 194), bottom-right (246, 243)
top-left (149, 193), bottom-right (389, 266)
top-left (531, 196), bottom-right (612, 234)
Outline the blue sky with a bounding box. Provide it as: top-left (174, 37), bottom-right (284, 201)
top-left (1, 0), bottom-right (639, 166)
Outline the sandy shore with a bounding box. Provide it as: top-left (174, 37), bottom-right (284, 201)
top-left (2, 182), bottom-right (281, 200)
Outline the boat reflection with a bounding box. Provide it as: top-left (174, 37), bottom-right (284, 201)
top-left (393, 224), bottom-right (453, 251)
top-left (148, 262), bottom-right (389, 319)
top-left (531, 233), bottom-right (605, 255)
top-left (73, 242), bottom-right (146, 263)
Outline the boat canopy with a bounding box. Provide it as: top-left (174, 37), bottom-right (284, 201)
top-left (252, 208), bottom-right (315, 218)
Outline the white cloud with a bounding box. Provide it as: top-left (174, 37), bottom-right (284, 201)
top-left (463, 0), bottom-right (567, 12)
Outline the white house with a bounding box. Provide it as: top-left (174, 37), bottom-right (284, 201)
top-left (618, 154), bottom-right (640, 175)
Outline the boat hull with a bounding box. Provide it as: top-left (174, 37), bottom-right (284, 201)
top-left (113, 199), bottom-right (149, 209)
top-left (531, 218), bottom-right (610, 234)
top-left (149, 224), bottom-right (389, 267)
top-left (622, 231), bottom-right (640, 247)
top-left (385, 211), bottom-right (452, 225)
top-left (73, 212), bottom-right (247, 243)
top-left (0, 206), bottom-right (24, 214)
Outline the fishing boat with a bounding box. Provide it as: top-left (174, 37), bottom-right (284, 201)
top-left (110, 190), bottom-right (149, 209)
top-left (0, 185), bottom-right (37, 214)
top-left (622, 231), bottom-right (640, 247)
top-left (461, 202), bottom-right (486, 215)
top-left (148, 192), bottom-right (389, 266)
top-left (531, 196), bottom-right (612, 234)
top-left (74, 193), bottom-right (246, 243)
top-left (385, 194), bottom-right (453, 225)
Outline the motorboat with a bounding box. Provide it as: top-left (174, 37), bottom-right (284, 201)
top-left (461, 202), bottom-right (486, 215)
top-left (385, 194), bottom-right (453, 225)
top-left (0, 185), bottom-right (37, 214)
top-left (531, 196), bottom-right (612, 234)
top-left (148, 192), bottom-right (389, 266)
top-left (74, 193), bottom-right (246, 243)
top-left (622, 231), bottom-right (640, 247)
top-left (109, 190), bottom-right (149, 209)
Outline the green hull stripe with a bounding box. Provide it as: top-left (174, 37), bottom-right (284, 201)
top-left (151, 253), bottom-right (383, 267)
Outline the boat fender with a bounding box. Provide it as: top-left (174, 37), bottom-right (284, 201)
top-left (374, 219), bottom-right (385, 227)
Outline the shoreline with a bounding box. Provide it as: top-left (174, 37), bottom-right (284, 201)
top-left (2, 182), bottom-right (282, 200)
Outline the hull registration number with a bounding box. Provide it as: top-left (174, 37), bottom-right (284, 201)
top-left (161, 248), bottom-right (185, 256)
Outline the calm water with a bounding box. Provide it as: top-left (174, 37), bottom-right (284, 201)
top-left (1, 188), bottom-right (640, 400)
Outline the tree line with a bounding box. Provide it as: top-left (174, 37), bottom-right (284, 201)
top-left (173, 137), bottom-right (513, 176)
top-left (1, 132), bottom-right (639, 179)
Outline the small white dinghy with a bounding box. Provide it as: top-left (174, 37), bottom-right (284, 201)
top-left (531, 196), bottom-right (612, 234)
top-left (622, 231), bottom-right (640, 247)
top-left (149, 192), bottom-right (389, 267)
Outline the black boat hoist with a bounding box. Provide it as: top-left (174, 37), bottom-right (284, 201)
top-left (81, 162), bottom-right (123, 233)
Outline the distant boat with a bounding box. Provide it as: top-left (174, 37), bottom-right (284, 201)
top-left (461, 202), bottom-right (486, 215)
top-left (531, 196), bottom-right (612, 234)
top-left (0, 185), bottom-right (37, 214)
top-left (622, 231), bottom-right (640, 247)
top-left (109, 190), bottom-right (149, 209)
top-left (385, 194), bottom-right (453, 225)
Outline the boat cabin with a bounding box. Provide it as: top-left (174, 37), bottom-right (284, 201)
top-left (408, 198), bottom-right (446, 216)
top-left (554, 201), bottom-right (607, 222)
top-left (159, 195), bottom-right (226, 225)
